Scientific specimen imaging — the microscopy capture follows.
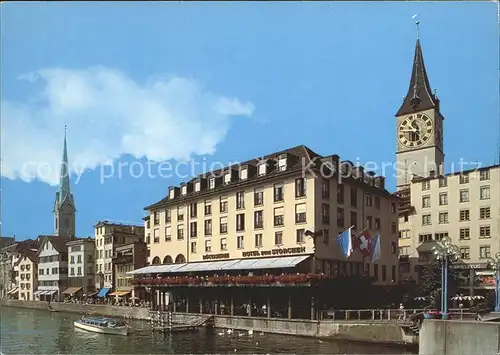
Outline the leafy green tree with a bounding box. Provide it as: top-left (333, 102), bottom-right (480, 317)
top-left (418, 259), bottom-right (461, 310)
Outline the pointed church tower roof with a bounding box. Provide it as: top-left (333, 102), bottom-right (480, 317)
top-left (396, 27), bottom-right (439, 117)
top-left (57, 125), bottom-right (73, 207)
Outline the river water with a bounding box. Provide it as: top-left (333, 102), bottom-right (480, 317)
top-left (0, 307), bottom-right (415, 354)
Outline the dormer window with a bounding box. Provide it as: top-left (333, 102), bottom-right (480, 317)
top-left (278, 155), bottom-right (287, 171)
top-left (240, 168), bottom-right (248, 180)
top-left (224, 172), bottom-right (231, 185)
top-left (181, 186), bottom-right (187, 195)
top-left (209, 178), bottom-right (215, 189)
top-left (258, 162), bottom-right (267, 176)
top-left (169, 190), bottom-right (175, 199)
top-left (195, 181), bottom-right (201, 192)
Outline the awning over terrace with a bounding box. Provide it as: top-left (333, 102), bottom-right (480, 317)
top-left (7, 287), bottom-right (18, 295)
top-left (35, 290), bottom-right (57, 296)
top-left (127, 254), bottom-right (312, 275)
top-left (62, 287), bottom-right (82, 295)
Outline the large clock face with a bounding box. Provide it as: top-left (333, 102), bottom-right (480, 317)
top-left (398, 114), bottom-right (433, 148)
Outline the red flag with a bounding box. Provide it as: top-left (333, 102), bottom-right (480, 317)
top-left (353, 229), bottom-right (372, 257)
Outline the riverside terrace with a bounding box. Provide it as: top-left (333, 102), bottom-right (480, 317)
top-left (128, 254), bottom-right (401, 320)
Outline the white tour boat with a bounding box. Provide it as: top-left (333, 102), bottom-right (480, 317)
top-left (74, 316), bottom-right (129, 336)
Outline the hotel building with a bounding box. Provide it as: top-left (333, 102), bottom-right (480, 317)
top-left (134, 145), bottom-right (399, 318)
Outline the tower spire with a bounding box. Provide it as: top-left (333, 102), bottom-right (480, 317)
top-left (53, 123), bottom-right (76, 236)
top-left (396, 20), bottom-right (439, 117)
top-left (59, 124), bottom-right (71, 203)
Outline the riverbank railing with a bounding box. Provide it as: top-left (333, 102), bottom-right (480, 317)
top-left (318, 308), bottom-right (477, 322)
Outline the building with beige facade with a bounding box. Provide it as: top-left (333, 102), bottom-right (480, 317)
top-left (398, 166), bottom-right (500, 292)
top-left (65, 237), bottom-right (96, 298)
top-left (0, 239), bottom-right (39, 299)
top-left (14, 249), bottom-right (38, 301)
top-left (394, 34), bottom-right (500, 295)
top-left (94, 221), bottom-right (144, 297)
top-left (143, 145), bottom-right (400, 283)
top-left (132, 145), bottom-right (400, 317)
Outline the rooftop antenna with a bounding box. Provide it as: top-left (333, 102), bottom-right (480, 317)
top-left (410, 14), bottom-right (421, 108)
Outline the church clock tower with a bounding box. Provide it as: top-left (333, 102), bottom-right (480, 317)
top-left (53, 126), bottom-right (76, 236)
top-left (396, 29), bottom-right (445, 189)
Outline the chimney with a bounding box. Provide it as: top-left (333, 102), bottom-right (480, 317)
top-left (374, 176), bottom-right (385, 189)
top-left (355, 166), bottom-right (365, 180)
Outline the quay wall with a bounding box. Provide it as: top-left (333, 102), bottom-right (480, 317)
top-left (1, 299), bottom-right (416, 346)
top-left (419, 319), bottom-right (500, 355)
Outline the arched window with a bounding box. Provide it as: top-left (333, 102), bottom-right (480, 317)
top-left (175, 254), bottom-right (186, 263)
top-left (151, 256), bottom-right (161, 265)
top-left (163, 255), bottom-right (173, 264)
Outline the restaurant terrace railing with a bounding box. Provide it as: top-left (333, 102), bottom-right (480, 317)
top-left (318, 308), bottom-right (477, 322)
top-left (133, 273), bottom-right (332, 287)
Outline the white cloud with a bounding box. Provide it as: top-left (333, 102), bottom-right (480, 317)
top-left (1, 67), bottom-right (255, 186)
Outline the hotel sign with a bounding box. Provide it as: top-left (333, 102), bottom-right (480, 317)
top-left (242, 247), bottom-right (307, 258)
top-left (451, 263), bottom-right (486, 270)
top-left (203, 253), bottom-right (230, 261)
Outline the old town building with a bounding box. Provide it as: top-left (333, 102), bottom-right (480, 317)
top-left (64, 237), bottom-right (96, 298)
top-left (94, 221), bottom-right (144, 297)
top-left (34, 236), bottom-right (71, 301)
top-left (14, 248), bottom-right (38, 301)
top-left (110, 241), bottom-right (148, 301)
top-left (0, 238), bottom-right (39, 299)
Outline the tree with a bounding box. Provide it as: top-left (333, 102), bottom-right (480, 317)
top-left (418, 259), bottom-right (461, 310)
top-left (470, 290), bottom-right (495, 314)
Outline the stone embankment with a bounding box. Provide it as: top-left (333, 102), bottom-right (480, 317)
top-left (1, 299), bottom-right (417, 346)
top-left (419, 319), bottom-right (500, 355)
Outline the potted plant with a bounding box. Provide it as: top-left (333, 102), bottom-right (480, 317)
top-left (424, 309), bottom-right (441, 319)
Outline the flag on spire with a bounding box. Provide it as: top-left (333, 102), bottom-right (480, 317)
top-left (336, 226), bottom-right (354, 259)
top-left (371, 232), bottom-right (381, 263)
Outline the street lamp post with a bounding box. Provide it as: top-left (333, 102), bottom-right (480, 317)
top-left (432, 236), bottom-right (460, 317)
top-left (486, 253), bottom-right (500, 312)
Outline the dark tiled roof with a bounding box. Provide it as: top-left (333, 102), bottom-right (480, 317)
top-left (145, 145), bottom-right (320, 210)
top-left (66, 237), bottom-right (94, 246)
top-left (396, 39), bottom-right (439, 117)
top-left (37, 235), bottom-right (73, 255)
top-left (14, 248), bottom-right (38, 265)
top-left (94, 221), bottom-right (143, 228)
top-left (145, 145), bottom-right (397, 211)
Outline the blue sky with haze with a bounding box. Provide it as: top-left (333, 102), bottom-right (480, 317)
top-left (1, 2), bottom-right (498, 239)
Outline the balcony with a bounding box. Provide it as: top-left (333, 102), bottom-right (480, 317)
top-left (112, 253), bottom-right (133, 265)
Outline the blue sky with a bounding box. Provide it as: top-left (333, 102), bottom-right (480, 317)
top-left (1, 2), bottom-right (498, 239)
